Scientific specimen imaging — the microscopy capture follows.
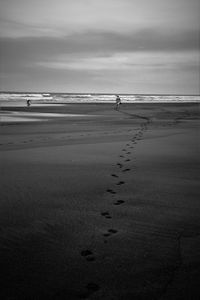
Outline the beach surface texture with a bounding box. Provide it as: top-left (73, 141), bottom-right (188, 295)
top-left (0, 103), bottom-right (200, 299)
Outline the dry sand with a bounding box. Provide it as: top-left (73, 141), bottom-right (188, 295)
top-left (0, 103), bottom-right (200, 299)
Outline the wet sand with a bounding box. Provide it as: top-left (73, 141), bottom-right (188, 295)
top-left (0, 103), bottom-right (200, 299)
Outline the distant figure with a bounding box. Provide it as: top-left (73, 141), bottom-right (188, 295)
top-left (27, 99), bottom-right (31, 107)
top-left (115, 95), bottom-right (121, 110)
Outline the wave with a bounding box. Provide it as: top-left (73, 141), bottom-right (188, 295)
top-left (0, 93), bottom-right (53, 101)
top-left (0, 92), bottom-right (199, 104)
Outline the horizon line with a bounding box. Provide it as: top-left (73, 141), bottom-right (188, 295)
top-left (0, 91), bottom-right (199, 96)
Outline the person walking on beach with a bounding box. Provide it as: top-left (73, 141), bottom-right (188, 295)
top-left (27, 99), bottom-right (31, 107)
top-left (115, 95), bottom-right (121, 110)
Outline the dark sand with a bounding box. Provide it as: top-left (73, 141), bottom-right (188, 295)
top-left (0, 103), bottom-right (200, 299)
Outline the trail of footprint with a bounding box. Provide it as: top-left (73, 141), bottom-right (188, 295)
top-left (81, 250), bottom-right (95, 262)
top-left (101, 121), bottom-right (149, 249)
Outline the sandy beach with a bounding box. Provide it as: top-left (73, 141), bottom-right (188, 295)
top-left (0, 103), bottom-right (200, 299)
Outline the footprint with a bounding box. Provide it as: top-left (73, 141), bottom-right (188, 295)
top-left (101, 211), bottom-right (112, 219)
top-left (119, 155), bottom-right (124, 158)
top-left (81, 250), bottom-right (93, 257)
top-left (111, 174), bottom-right (118, 178)
top-left (103, 228), bottom-right (118, 237)
top-left (101, 212), bottom-right (109, 216)
top-left (81, 250), bottom-right (95, 262)
top-left (116, 181), bottom-right (125, 185)
top-left (86, 282), bottom-right (100, 292)
top-left (107, 189), bottom-right (116, 194)
top-left (125, 159), bottom-right (130, 162)
top-left (108, 229), bottom-right (118, 234)
top-left (122, 168), bottom-right (130, 172)
top-left (103, 232), bottom-right (111, 237)
top-left (116, 163), bottom-right (123, 168)
top-left (79, 282), bottom-right (100, 299)
top-left (114, 200), bottom-right (125, 205)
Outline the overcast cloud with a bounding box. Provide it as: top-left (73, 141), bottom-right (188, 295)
top-left (0, 0), bottom-right (199, 93)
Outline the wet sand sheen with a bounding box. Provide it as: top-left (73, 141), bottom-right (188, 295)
top-left (0, 103), bottom-right (200, 299)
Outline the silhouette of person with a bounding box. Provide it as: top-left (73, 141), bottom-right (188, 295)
top-left (115, 95), bottom-right (121, 110)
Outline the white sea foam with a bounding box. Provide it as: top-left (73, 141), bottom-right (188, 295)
top-left (0, 93), bottom-right (53, 100)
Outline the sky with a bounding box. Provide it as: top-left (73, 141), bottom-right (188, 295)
top-left (0, 0), bottom-right (199, 94)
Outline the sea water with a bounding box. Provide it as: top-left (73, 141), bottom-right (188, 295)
top-left (0, 92), bottom-right (200, 106)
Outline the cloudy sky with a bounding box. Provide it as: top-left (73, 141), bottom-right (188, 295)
top-left (0, 0), bottom-right (199, 94)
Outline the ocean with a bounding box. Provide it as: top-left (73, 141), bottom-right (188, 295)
top-left (0, 92), bottom-right (200, 106)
